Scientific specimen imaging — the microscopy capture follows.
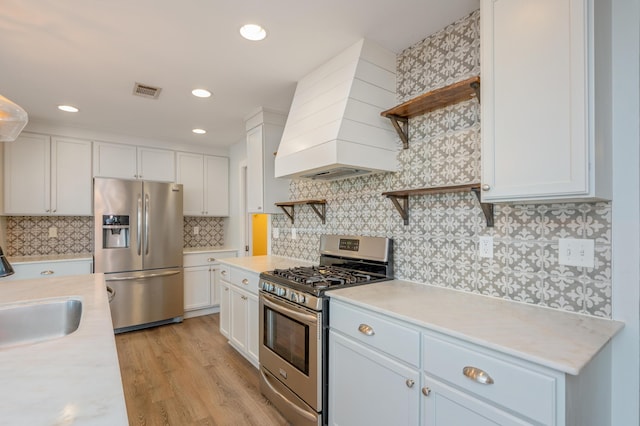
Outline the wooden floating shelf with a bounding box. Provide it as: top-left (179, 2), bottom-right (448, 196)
top-left (275, 199), bottom-right (327, 224)
top-left (381, 76), bottom-right (481, 149)
top-left (382, 183), bottom-right (494, 227)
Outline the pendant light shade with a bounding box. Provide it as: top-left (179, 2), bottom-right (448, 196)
top-left (0, 95), bottom-right (28, 142)
top-left (0, 246), bottom-right (14, 278)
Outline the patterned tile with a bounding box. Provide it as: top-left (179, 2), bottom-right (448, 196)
top-left (269, 10), bottom-right (612, 319)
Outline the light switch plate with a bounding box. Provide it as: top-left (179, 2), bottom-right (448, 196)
top-left (558, 238), bottom-right (595, 268)
top-left (193, 226), bottom-right (200, 235)
top-left (48, 227), bottom-right (58, 238)
top-left (291, 228), bottom-right (297, 239)
top-left (478, 236), bottom-right (493, 258)
top-left (273, 228), bottom-right (279, 239)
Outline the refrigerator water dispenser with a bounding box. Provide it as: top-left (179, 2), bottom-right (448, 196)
top-left (102, 215), bottom-right (130, 249)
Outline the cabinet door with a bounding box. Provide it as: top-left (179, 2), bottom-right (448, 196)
top-left (184, 265), bottom-right (212, 311)
top-left (246, 292), bottom-right (259, 365)
top-left (481, 0), bottom-right (591, 202)
top-left (329, 330), bottom-right (420, 426)
top-left (422, 376), bottom-right (531, 426)
top-left (51, 137), bottom-right (92, 215)
top-left (219, 280), bottom-right (231, 338)
top-left (4, 133), bottom-right (50, 214)
top-left (176, 152), bottom-right (205, 216)
top-left (204, 155), bottom-right (229, 216)
top-left (93, 142), bottom-right (137, 179)
top-left (246, 125), bottom-right (265, 213)
top-left (137, 147), bottom-right (175, 182)
top-left (229, 286), bottom-right (248, 352)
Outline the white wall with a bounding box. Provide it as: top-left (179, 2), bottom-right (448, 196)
top-left (225, 138), bottom-right (247, 254)
top-left (611, 0), bottom-right (640, 423)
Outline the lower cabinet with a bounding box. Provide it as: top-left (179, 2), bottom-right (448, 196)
top-left (329, 298), bottom-right (611, 426)
top-left (183, 250), bottom-right (238, 318)
top-left (329, 330), bottom-right (420, 426)
top-left (5, 258), bottom-right (93, 281)
top-left (219, 263), bottom-right (259, 368)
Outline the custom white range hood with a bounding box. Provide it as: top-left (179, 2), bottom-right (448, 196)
top-left (274, 39), bottom-right (399, 180)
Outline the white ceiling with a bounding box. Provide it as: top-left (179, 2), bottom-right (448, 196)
top-left (0, 0), bottom-right (479, 149)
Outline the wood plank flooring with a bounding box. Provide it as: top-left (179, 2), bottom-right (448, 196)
top-left (115, 314), bottom-right (289, 426)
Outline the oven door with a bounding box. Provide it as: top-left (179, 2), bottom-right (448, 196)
top-left (259, 291), bottom-right (322, 411)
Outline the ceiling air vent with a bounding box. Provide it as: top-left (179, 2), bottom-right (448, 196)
top-left (132, 82), bottom-right (162, 99)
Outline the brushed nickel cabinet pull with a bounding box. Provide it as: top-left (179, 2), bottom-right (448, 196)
top-left (463, 366), bottom-right (494, 385)
top-left (207, 257), bottom-right (216, 262)
top-left (405, 379), bottom-right (415, 388)
top-left (422, 387), bottom-right (431, 396)
top-left (40, 270), bottom-right (55, 275)
top-left (242, 278), bottom-right (249, 285)
top-left (358, 323), bottom-right (375, 336)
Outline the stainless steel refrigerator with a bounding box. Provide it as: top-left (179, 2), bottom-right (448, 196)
top-left (94, 177), bottom-right (184, 333)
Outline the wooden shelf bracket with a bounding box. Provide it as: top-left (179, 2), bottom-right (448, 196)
top-left (382, 183), bottom-right (494, 227)
top-left (275, 200), bottom-right (326, 224)
top-left (381, 76), bottom-right (480, 149)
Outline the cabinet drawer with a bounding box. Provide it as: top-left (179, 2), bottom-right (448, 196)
top-left (423, 333), bottom-right (559, 425)
top-left (330, 300), bottom-right (420, 367)
top-left (9, 260), bottom-right (93, 281)
top-left (227, 266), bottom-right (258, 294)
top-left (183, 250), bottom-right (237, 267)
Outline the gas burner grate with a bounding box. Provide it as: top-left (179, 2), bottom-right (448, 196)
top-left (271, 266), bottom-right (375, 288)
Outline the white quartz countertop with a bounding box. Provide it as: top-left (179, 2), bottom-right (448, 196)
top-left (8, 253), bottom-right (93, 264)
top-left (216, 255), bottom-right (314, 274)
top-left (183, 247), bottom-right (240, 254)
top-left (328, 280), bottom-right (624, 375)
top-left (0, 274), bottom-right (128, 425)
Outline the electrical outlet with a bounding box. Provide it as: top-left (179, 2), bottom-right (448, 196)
top-left (48, 227), bottom-right (58, 238)
top-left (273, 228), bottom-right (279, 239)
top-left (558, 238), bottom-right (595, 267)
top-left (478, 236), bottom-right (493, 258)
top-left (193, 226), bottom-right (200, 235)
top-left (291, 228), bottom-right (297, 239)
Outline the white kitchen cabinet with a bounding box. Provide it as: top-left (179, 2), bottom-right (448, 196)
top-left (329, 330), bottom-right (420, 426)
top-left (93, 142), bottom-right (175, 182)
top-left (4, 257), bottom-right (93, 281)
top-left (480, 0), bottom-right (612, 202)
top-left (245, 108), bottom-right (289, 214)
top-left (176, 152), bottom-right (229, 217)
top-left (218, 263), bottom-right (259, 367)
top-left (4, 133), bottom-right (92, 215)
top-left (330, 298), bottom-right (612, 426)
top-left (183, 250), bottom-right (237, 318)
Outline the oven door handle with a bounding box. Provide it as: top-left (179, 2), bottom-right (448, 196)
top-left (261, 292), bottom-right (318, 325)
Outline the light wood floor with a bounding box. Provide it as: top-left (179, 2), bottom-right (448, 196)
top-left (115, 314), bottom-right (289, 426)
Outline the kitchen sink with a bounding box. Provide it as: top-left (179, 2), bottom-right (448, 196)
top-left (0, 298), bottom-right (82, 349)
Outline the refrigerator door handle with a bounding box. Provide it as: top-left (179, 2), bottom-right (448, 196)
top-left (137, 194), bottom-right (143, 256)
top-left (105, 270), bottom-right (181, 281)
top-left (144, 193), bottom-right (150, 255)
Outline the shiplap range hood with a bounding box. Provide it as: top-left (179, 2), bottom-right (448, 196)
top-left (274, 39), bottom-right (399, 180)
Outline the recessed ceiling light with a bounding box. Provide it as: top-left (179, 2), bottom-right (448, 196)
top-left (192, 128), bottom-right (206, 134)
top-left (192, 89), bottom-right (212, 98)
top-left (58, 105), bottom-right (79, 113)
top-left (240, 24), bottom-right (267, 41)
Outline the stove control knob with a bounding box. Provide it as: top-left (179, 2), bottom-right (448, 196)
top-left (290, 293), bottom-right (298, 303)
top-left (277, 287), bottom-right (287, 297)
top-left (298, 294), bottom-right (306, 304)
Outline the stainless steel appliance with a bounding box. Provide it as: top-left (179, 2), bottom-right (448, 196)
top-left (94, 177), bottom-right (184, 333)
top-left (259, 235), bottom-right (393, 426)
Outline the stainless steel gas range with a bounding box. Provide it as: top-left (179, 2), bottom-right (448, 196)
top-left (258, 235), bottom-right (393, 426)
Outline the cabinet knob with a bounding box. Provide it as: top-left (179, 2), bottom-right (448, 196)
top-left (358, 323), bottom-right (375, 336)
top-left (224, 287), bottom-right (229, 292)
top-left (462, 366), bottom-right (494, 385)
top-left (422, 387), bottom-right (431, 397)
top-left (40, 270), bottom-right (55, 275)
top-left (52, 209), bottom-right (56, 213)
top-left (242, 278), bottom-right (249, 285)
top-left (481, 184), bottom-right (491, 191)
top-left (207, 257), bottom-right (216, 262)
top-left (405, 379), bottom-right (415, 388)
top-left (45, 209), bottom-right (50, 213)
top-left (221, 270), bottom-right (227, 275)
top-left (257, 206), bottom-right (262, 210)
top-left (241, 295), bottom-right (248, 300)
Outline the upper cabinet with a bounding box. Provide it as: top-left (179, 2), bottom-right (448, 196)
top-left (4, 133), bottom-right (92, 215)
top-left (480, 0), bottom-right (611, 203)
top-left (93, 141), bottom-right (176, 182)
top-left (245, 108), bottom-right (290, 214)
top-left (176, 152), bottom-right (229, 217)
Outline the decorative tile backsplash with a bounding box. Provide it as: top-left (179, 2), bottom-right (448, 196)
top-left (5, 216), bottom-right (225, 256)
top-left (271, 10), bottom-right (612, 318)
